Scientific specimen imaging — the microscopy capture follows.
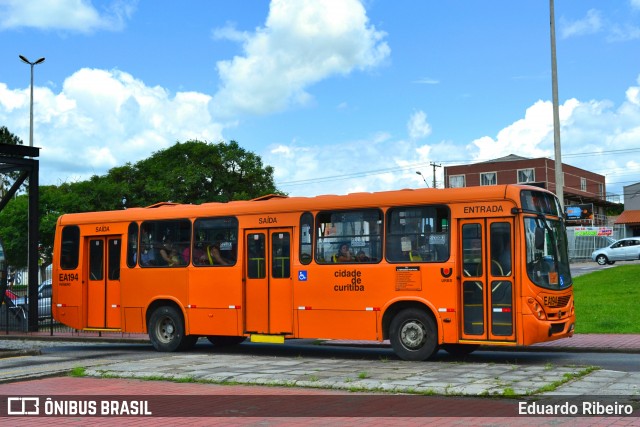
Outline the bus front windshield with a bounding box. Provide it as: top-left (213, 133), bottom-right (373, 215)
top-left (524, 216), bottom-right (572, 290)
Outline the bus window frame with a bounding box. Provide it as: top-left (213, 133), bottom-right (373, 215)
top-left (314, 208), bottom-right (383, 264)
top-left (385, 205), bottom-right (451, 263)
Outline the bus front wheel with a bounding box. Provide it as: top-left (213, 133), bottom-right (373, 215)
top-left (148, 306), bottom-right (191, 352)
top-left (389, 308), bottom-right (438, 361)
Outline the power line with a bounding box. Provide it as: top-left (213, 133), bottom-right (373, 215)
top-left (275, 147), bottom-right (640, 188)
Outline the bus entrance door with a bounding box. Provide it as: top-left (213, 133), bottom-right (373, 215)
top-left (86, 236), bottom-right (122, 329)
top-left (459, 219), bottom-right (515, 342)
top-left (244, 228), bottom-right (293, 335)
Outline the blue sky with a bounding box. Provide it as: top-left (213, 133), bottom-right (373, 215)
top-left (1, 0), bottom-right (640, 201)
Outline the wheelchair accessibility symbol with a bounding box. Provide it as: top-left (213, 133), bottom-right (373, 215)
top-left (298, 270), bottom-right (308, 281)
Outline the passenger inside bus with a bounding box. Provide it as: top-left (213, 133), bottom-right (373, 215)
top-left (335, 243), bottom-right (355, 262)
top-left (206, 236), bottom-right (231, 265)
top-left (159, 240), bottom-right (183, 266)
top-left (184, 243), bottom-right (206, 265)
top-left (140, 242), bottom-right (158, 266)
top-left (355, 250), bottom-right (370, 262)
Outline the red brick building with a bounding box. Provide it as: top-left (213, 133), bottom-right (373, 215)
top-left (443, 154), bottom-right (615, 225)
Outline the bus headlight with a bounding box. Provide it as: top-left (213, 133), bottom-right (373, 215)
top-left (527, 297), bottom-right (547, 320)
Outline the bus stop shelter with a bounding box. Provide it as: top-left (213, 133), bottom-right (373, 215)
top-left (0, 143), bottom-right (40, 331)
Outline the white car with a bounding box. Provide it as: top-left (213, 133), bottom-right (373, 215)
top-left (591, 238), bottom-right (640, 265)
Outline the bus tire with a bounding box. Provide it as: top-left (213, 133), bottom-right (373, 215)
top-left (207, 335), bottom-right (246, 346)
top-left (389, 308), bottom-right (438, 361)
top-left (148, 306), bottom-right (189, 352)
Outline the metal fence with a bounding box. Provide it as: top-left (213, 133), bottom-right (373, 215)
top-left (566, 225), bottom-right (626, 261)
top-left (1, 265), bottom-right (74, 334)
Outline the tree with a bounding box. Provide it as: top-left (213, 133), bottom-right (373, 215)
top-left (0, 139), bottom-right (281, 268)
top-left (117, 140), bottom-right (281, 207)
top-left (0, 126), bottom-right (25, 197)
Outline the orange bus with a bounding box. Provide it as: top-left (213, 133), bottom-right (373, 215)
top-left (52, 185), bottom-right (574, 360)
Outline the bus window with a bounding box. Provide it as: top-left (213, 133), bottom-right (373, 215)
top-left (139, 219), bottom-right (191, 267)
top-left (299, 212), bottom-right (313, 265)
top-left (272, 232), bottom-right (290, 278)
top-left (127, 222), bottom-right (138, 268)
top-left (490, 222), bottom-right (511, 276)
top-left (386, 206), bottom-right (450, 263)
top-left (315, 209), bottom-right (382, 264)
top-left (247, 233), bottom-right (265, 278)
top-left (89, 239), bottom-right (104, 280)
top-left (60, 226), bottom-right (80, 270)
top-left (193, 217), bottom-right (238, 267)
top-left (108, 239), bottom-right (122, 280)
top-left (462, 224), bottom-right (483, 277)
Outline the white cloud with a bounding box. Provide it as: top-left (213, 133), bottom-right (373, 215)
top-left (407, 110), bottom-right (431, 141)
top-left (464, 92), bottom-right (640, 197)
top-left (413, 77), bottom-right (439, 85)
top-left (608, 23), bottom-right (640, 42)
top-left (1, 68), bottom-right (222, 184)
top-left (560, 9), bottom-right (603, 39)
top-left (210, 0), bottom-right (390, 117)
top-left (0, 0), bottom-right (136, 32)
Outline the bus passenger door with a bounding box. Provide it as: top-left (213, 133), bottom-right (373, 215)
top-left (459, 219), bottom-right (515, 342)
top-left (244, 228), bottom-right (293, 335)
top-left (86, 237), bottom-right (122, 329)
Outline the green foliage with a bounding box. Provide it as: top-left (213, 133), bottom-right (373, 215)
top-left (573, 265), bottom-right (640, 333)
top-left (0, 185), bottom-right (60, 267)
top-left (119, 140), bottom-right (280, 206)
top-left (0, 139), bottom-right (281, 268)
top-left (0, 126), bottom-right (25, 194)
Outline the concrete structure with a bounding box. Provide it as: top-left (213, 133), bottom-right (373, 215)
top-left (616, 182), bottom-right (640, 237)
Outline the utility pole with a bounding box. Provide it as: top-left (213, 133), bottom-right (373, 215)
top-left (550, 0), bottom-right (564, 210)
top-left (430, 162), bottom-right (441, 188)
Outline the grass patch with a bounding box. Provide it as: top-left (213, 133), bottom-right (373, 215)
top-left (69, 366), bottom-right (86, 377)
top-left (532, 366), bottom-right (598, 394)
top-left (573, 264), bottom-right (640, 333)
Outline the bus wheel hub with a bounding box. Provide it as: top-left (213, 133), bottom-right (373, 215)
top-left (401, 321), bottom-right (425, 349)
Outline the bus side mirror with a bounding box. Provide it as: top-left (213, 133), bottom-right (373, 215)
top-left (534, 227), bottom-right (545, 250)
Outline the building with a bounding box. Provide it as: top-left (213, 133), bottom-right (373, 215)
top-left (443, 154), bottom-right (618, 226)
top-left (615, 182), bottom-right (640, 237)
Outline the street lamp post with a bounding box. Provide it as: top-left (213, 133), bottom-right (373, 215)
top-left (19, 55), bottom-right (45, 148)
top-left (416, 171), bottom-right (428, 187)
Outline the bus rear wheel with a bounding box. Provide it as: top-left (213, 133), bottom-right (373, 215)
top-left (148, 306), bottom-right (191, 352)
top-left (389, 308), bottom-right (438, 361)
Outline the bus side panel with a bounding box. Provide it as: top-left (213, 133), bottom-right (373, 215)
top-left (121, 269), bottom-right (188, 329)
top-left (53, 270), bottom-right (85, 330)
top-left (188, 308), bottom-right (240, 336)
top-left (55, 306), bottom-right (81, 330)
top-left (188, 267), bottom-right (243, 335)
top-left (297, 310), bottom-right (378, 340)
top-left (124, 307), bottom-right (144, 332)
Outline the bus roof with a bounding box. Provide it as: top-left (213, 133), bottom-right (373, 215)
top-left (57, 184), bottom-right (549, 225)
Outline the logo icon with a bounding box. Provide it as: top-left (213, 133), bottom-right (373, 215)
top-left (440, 268), bottom-right (453, 278)
top-left (7, 397), bottom-right (40, 415)
top-left (298, 270), bottom-right (308, 281)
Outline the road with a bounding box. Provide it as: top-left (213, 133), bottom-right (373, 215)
top-left (570, 258), bottom-right (640, 277)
